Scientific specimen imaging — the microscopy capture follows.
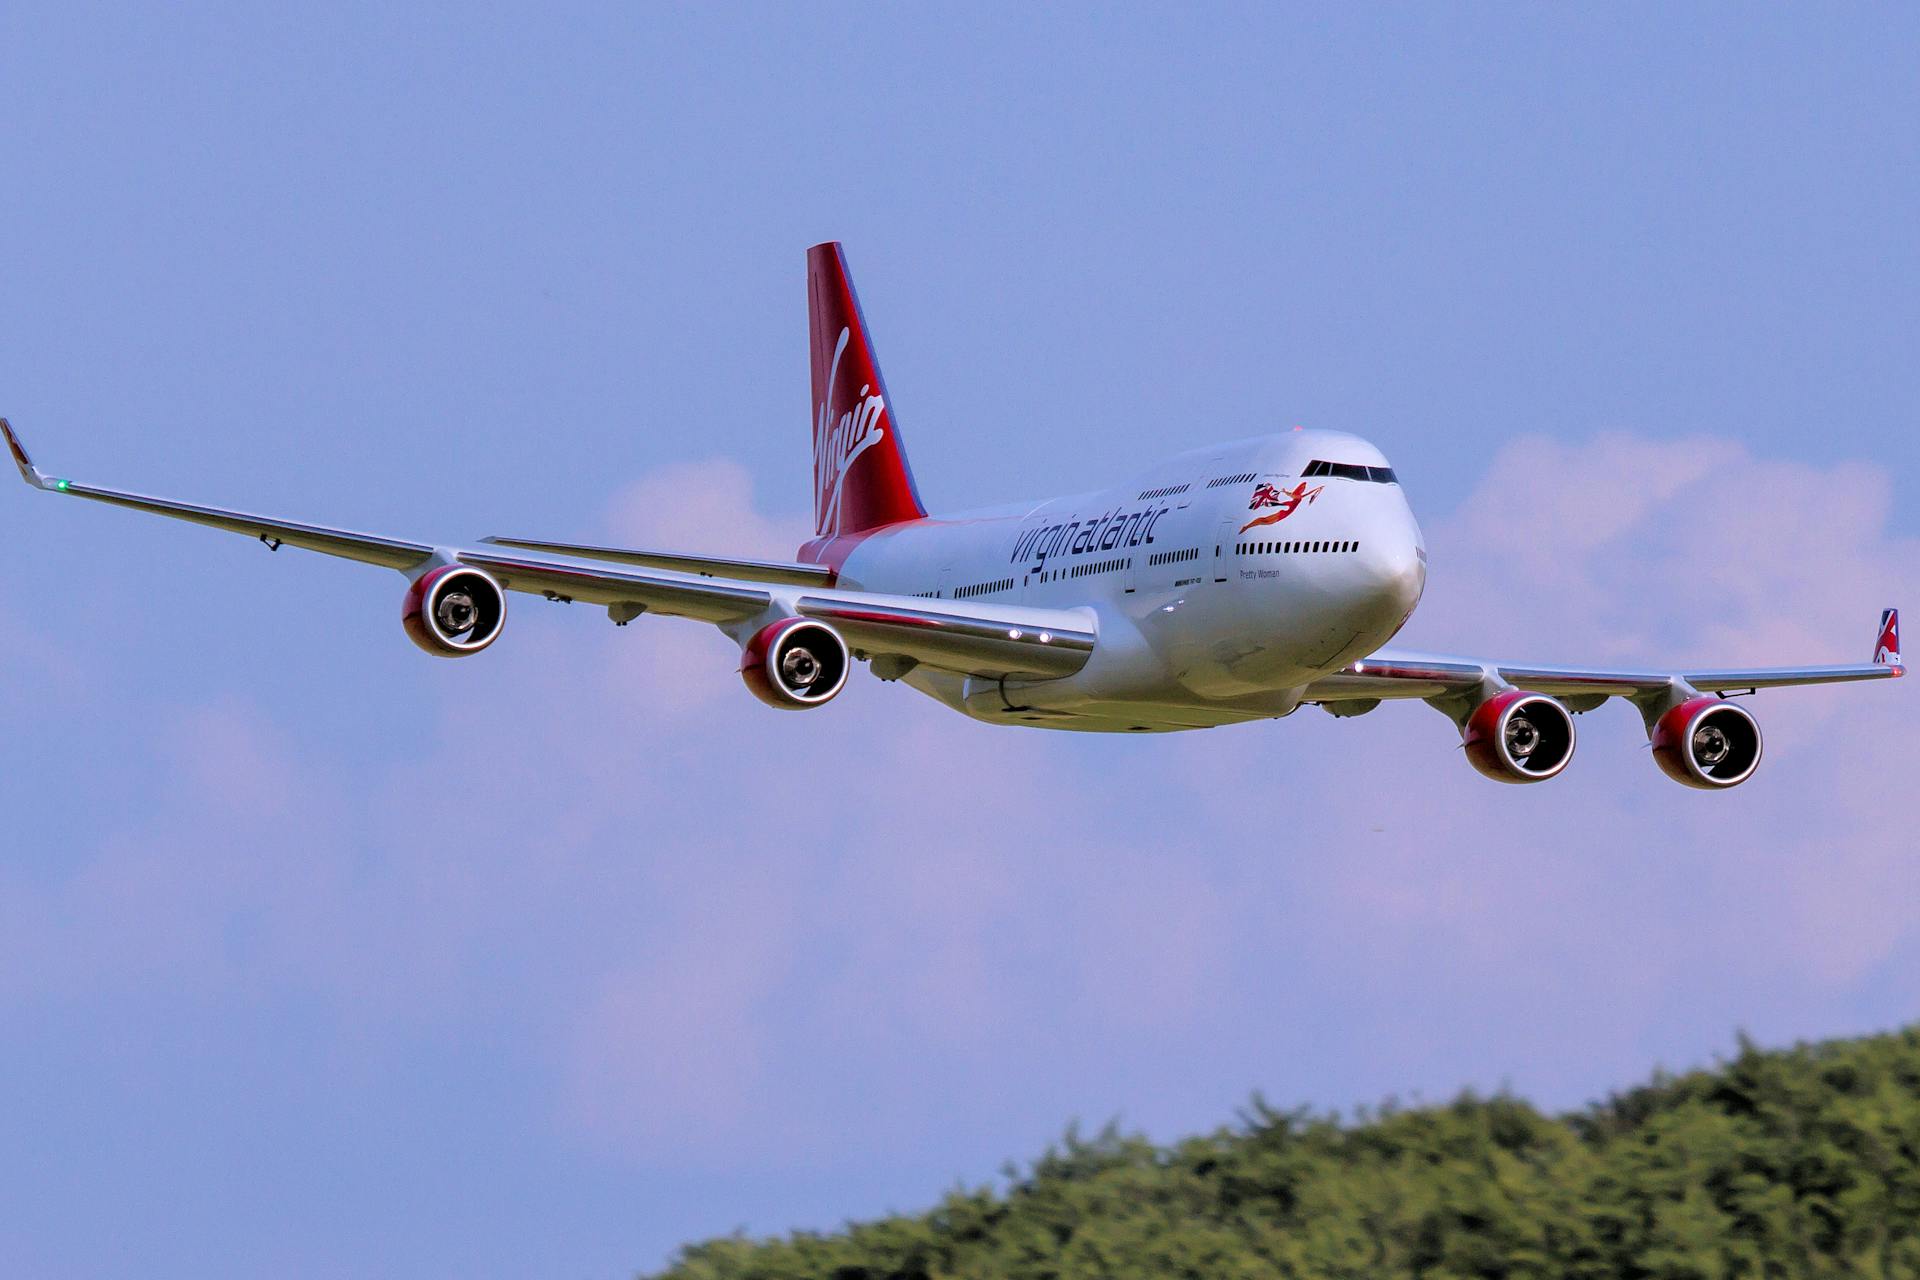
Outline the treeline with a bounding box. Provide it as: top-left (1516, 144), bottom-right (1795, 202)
top-left (654, 1026), bottom-right (1920, 1279)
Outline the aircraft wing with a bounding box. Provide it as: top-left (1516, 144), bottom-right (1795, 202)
top-left (2, 419), bottom-right (1094, 682)
top-left (459, 545), bottom-right (1094, 678)
top-left (5, 418), bottom-right (435, 570)
top-left (1304, 634), bottom-right (1902, 706)
top-left (476, 536), bottom-right (837, 588)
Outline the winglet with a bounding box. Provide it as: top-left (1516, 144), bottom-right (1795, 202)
top-left (1, 419), bottom-right (59, 491)
top-left (1875, 608), bottom-right (1901, 670)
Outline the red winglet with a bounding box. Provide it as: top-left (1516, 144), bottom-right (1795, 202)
top-left (1, 418), bottom-right (55, 490)
top-left (2, 418), bottom-right (31, 472)
top-left (1876, 608), bottom-right (1901, 667)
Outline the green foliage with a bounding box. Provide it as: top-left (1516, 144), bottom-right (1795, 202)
top-left (652, 1028), bottom-right (1920, 1280)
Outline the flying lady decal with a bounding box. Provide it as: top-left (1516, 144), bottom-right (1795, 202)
top-left (1239, 480), bottom-right (1322, 534)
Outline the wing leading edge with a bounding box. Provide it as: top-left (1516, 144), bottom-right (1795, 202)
top-left (4, 419), bottom-right (434, 570)
top-left (477, 536), bottom-right (837, 588)
top-left (1, 419), bottom-right (1095, 683)
top-left (1307, 632), bottom-right (1902, 707)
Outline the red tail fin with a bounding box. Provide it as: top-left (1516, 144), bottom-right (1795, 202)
top-left (807, 242), bottom-right (925, 540)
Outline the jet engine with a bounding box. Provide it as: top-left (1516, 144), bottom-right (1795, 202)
top-left (402, 565), bottom-right (507, 656)
top-left (1649, 696), bottom-right (1763, 789)
top-left (740, 618), bottom-right (850, 709)
top-left (1460, 689), bottom-right (1576, 783)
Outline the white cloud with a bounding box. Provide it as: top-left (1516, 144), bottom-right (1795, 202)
top-left (1327, 432), bottom-right (1919, 990)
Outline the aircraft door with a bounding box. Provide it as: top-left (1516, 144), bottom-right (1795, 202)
top-left (1191, 459), bottom-right (1220, 511)
top-left (1212, 513), bottom-right (1237, 583)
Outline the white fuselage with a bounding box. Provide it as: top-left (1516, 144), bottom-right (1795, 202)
top-left (834, 429), bottom-right (1428, 731)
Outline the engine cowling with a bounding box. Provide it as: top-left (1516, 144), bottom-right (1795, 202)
top-left (402, 565), bottom-right (507, 657)
top-left (1650, 696), bottom-right (1763, 789)
top-left (740, 618), bottom-right (850, 709)
top-left (1461, 690), bottom-right (1576, 783)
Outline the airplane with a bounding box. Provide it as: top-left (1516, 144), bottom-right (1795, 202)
top-left (3, 243), bottom-right (1902, 787)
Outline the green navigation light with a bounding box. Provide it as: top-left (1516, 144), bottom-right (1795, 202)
top-left (54, 479), bottom-right (70, 491)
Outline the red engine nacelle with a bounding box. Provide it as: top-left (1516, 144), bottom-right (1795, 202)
top-left (740, 617), bottom-right (850, 709)
top-left (402, 565), bottom-right (507, 657)
top-left (1461, 689), bottom-right (1577, 783)
top-left (1650, 696), bottom-right (1763, 789)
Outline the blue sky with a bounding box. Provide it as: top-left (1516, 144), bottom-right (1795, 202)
top-left (2, 5), bottom-right (1917, 1277)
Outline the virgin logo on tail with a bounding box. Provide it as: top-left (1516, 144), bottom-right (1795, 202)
top-left (1876, 608), bottom-right (1901, 666)
top-left (814, 326), bottom-right (888, 535)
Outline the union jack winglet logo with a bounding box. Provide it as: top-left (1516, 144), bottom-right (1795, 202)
top-left (1876, 608), bottom-right (1900, 666)
top-left (1239, 480), bottom-right (1322, 534)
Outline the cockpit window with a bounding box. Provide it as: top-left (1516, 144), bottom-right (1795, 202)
top-left (1303, 459), bottom-right (1396, 484)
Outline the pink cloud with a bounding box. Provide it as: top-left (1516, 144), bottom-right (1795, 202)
top-left (604, 456), bottom-right (811, 562)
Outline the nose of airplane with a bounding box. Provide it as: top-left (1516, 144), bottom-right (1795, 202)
top-left (1352, 497), bottom-right (1426, 638)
